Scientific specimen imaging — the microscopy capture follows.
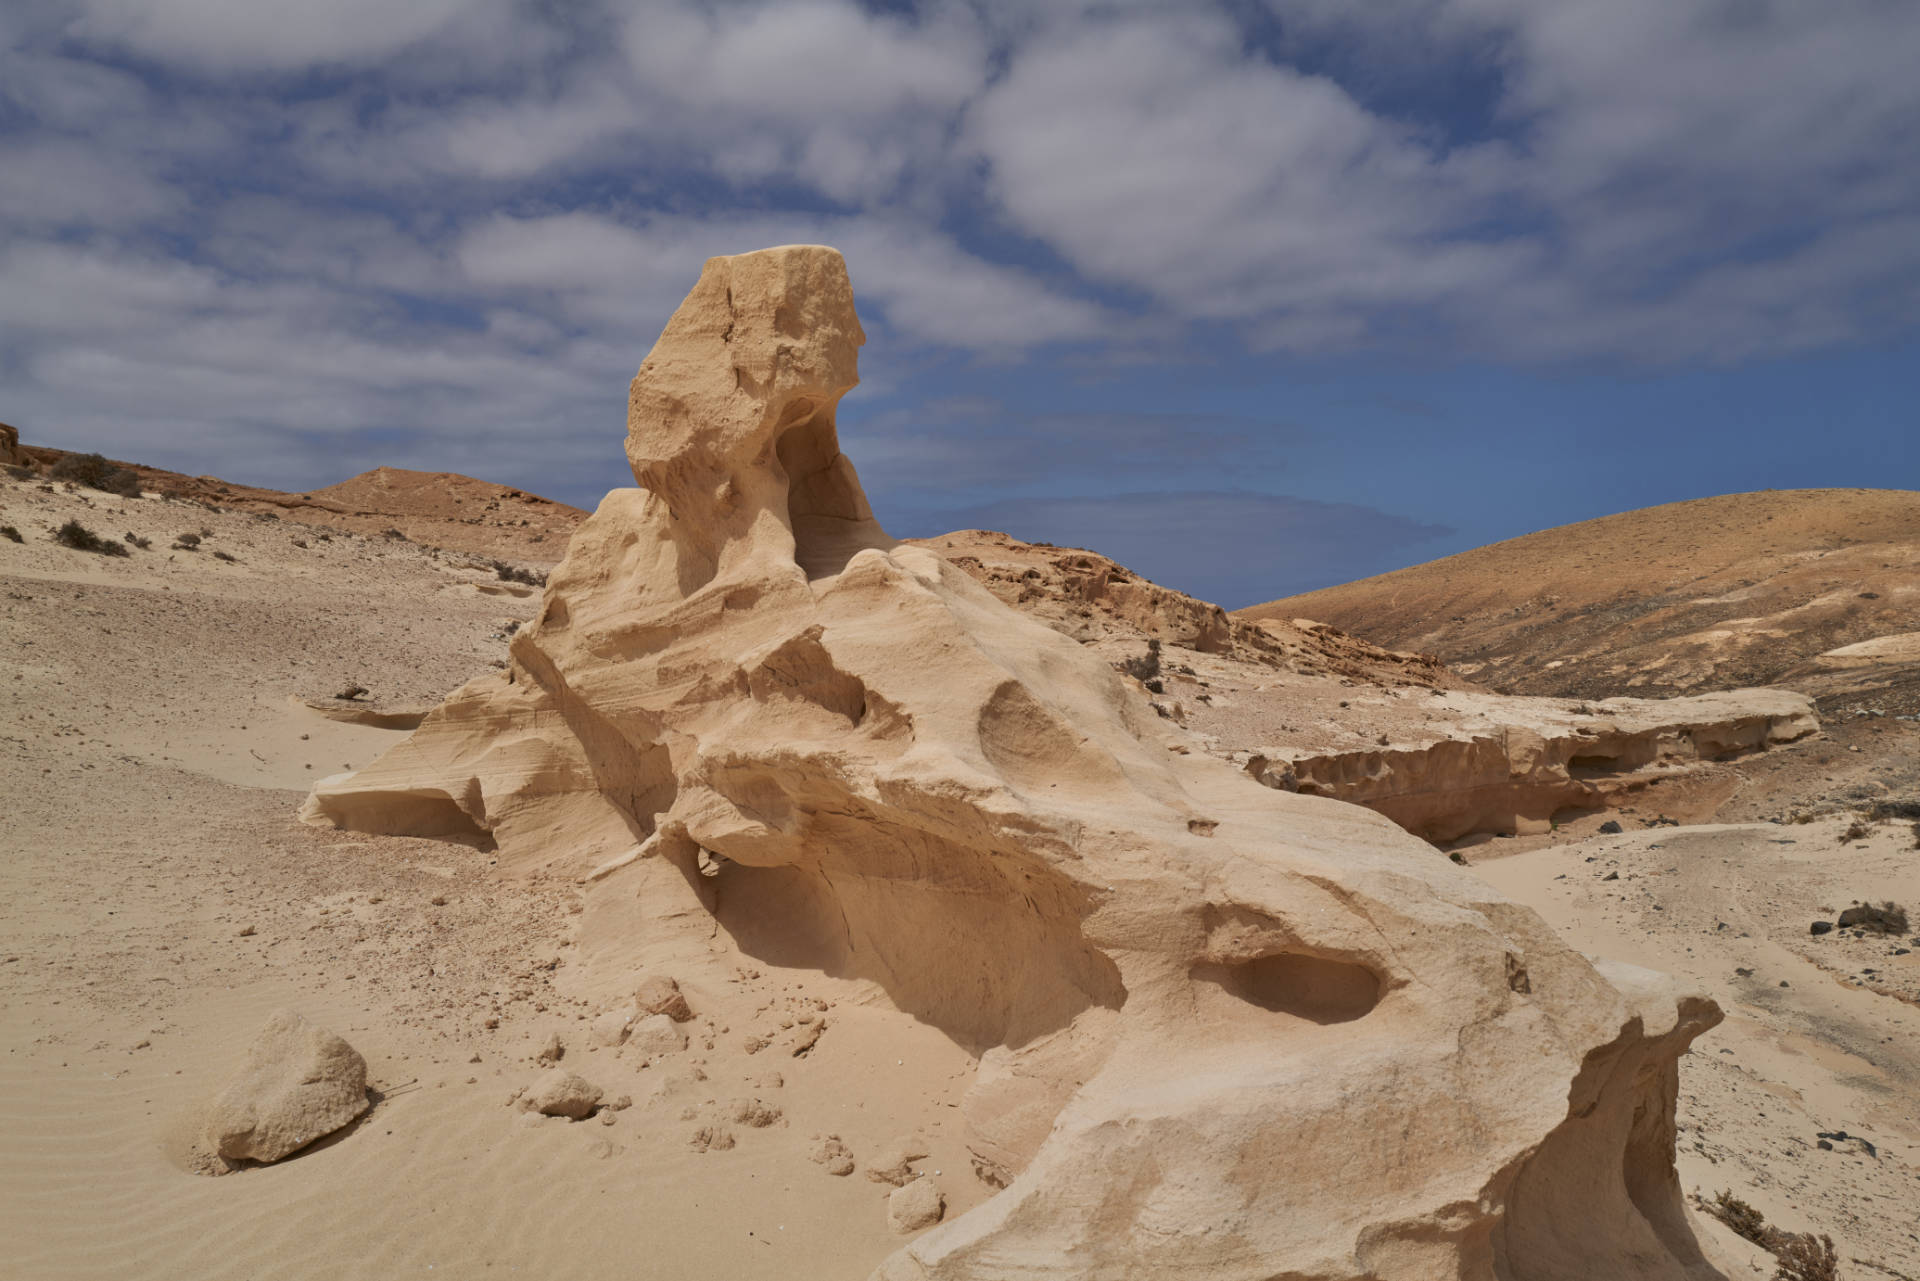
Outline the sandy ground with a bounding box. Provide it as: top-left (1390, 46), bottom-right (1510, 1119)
top-left (1, 478), bottom-right (988, 1279)
top-left (1475, 818), bottom-right (1920, 1275)
top-left (6, 471), bottom-right (1919, 1278)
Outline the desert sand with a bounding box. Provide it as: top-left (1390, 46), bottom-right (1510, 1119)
top-left (3, 248), bottom-right (1916, 1280)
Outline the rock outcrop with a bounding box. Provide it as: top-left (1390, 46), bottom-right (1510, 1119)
top-left (0, 422), bottom-right (22, 468)
top-left (1242, 688), bottom-right (1817, 842)
top-left (204, 1009), bottom-right (370, 1163)
top-left (303, 246), bottom-right (1729, 1279)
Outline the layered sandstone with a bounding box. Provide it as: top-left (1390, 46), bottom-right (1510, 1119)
top-left (302, 246), bottom-right (1731, 1279)
top-left (1238, 687), bottom-right (1816, 843)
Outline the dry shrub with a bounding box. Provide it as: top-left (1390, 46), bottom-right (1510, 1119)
top-left (1840, 820), bottom-right (1871, 844)
top-left (1699, 1191), bottom-right (1841, 1281)
top-left (1837, 901), bottom-right (1908, 935)
top-left (54, 519), bottom-right (129, 557)
top-left (49, 452), bottom-right (141, 498)
top-left (1, 524), bottom-right (21, 543)
top-left (490, 558), bottom-right (546, 587)
top-left (1773, 1233), bottom-right (1839, 1281)
top-left (124, 531), bottom-right (151, 549)
top-left (1118, 638), bottom-right (1163, 683)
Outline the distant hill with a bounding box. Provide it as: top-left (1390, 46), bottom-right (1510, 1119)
top-left (1238, 488), bottom-right (1920, 711)
top-left (14, 442), bottom-right (584, 564)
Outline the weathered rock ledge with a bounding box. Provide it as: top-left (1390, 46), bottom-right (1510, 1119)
top-left (1240, 688), bottom-right (1818, 842)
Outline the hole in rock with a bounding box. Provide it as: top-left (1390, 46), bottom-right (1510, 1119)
top-left (1194, 952), bottom-right (1382, 1025)
top-left (329, 788), bottom-right (495, 850)
top-left (775, 403), bottom-right (890, 580)
top-left (680, 812), bottom-right (1126, 1050)
top-left (1568, 753), bottom-right (1624, 778)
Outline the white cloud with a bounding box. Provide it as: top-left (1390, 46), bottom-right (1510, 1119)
top-left (63, 0), bottom-right (494, 70)
top-left (457, 210), bottom-right (1114, 349)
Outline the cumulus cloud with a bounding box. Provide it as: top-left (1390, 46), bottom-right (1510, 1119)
top-left (1, 0), bottom-right (1915, 580)
top-left (60, 0), bottom-right (495, 71)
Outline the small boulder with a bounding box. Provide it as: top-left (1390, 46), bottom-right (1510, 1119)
top-left (1598, 820), bottom-right (1623, 835)
top-left (811, 1134), bottom-right (855, 1176)
top-left (522, 1068), bottom-right (602, 1120)
top-left (589, 1008), bottom-right (633, 1048)
top-left (204, 1009), bottom-right (370, 1163)
top-left (635, 975), bottom-right (693, 1022)
top-left (888, 1177), bottom-right (945, 1233)
top-left (629, 1013), bottom-right (687, 1058)
top-left (1810, 921), bottom-right (1834, 936)
top-left (866, 1134), bottom-right (931, 1186)
top-left (730, 1098), bottom-right (782, 1128)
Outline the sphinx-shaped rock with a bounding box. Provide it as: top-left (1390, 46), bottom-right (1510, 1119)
top-left (303, 245), bottom-right (1727, 1280)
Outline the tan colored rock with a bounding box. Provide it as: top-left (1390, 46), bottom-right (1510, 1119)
top-left (634, 975), bottom-right (692, 1022)
top-left (888, 1178), bottom-right (945, 1234)
top-left (810, 1134), bottom-right (855, 1176)
top-left (522, 1069), bottom-right (601, 1119)
top-left (628, 1013), bottom-right (686, 1059)
top-left (588, 1008), bottom-right (632, 1048)
top-left (1244, 686), bottom-right (1818, 842)
top-left (303, 246), bottom-right (1725, 1280)
top-left (864, 1135), bottom-right (930, 1187)
top-left (0, 422), bottom-right (22, 468)
top-left (203, 1009), bottom-right (369, 1163)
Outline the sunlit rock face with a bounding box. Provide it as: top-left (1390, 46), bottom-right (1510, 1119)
top-left (304, 245), bottom-right (1727, 1281)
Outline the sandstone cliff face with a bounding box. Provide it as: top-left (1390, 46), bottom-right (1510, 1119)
top-left (303, 246), bottom-right (1728, 1280)
top-left (1243, 688), bottom-right (1817, 842)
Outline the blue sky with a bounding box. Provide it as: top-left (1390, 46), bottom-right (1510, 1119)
top-left (3, 0), bottom-right (1916, 607)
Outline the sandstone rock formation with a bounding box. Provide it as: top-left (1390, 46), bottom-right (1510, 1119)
top-left (0, 422), bottom-right (22, 468)
top-left (303, 246), bottom-right (1730, 1279)
top-left (204, 1009), bottom-right (370, 1163)
top-left (1241, 687), bottom-right (1817, 842)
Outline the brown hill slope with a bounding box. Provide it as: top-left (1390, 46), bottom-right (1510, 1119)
top-left (14, 443), bottom-right (583, 564)
top-left (1239, 488), bottom-right (1920, 710)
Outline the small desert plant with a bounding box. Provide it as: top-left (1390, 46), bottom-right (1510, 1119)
top-left (1699, 1190), bottom-right (1840, 1281)
top-left (336, 684), bottom-right (368, 701)
top-left (54, 518), bottom-right (129, 557)
top-left (4, 464), bottom-right (32, 481)
top-left (1837, 900), bottom-right (1908, 935)
top-left (49, 452), bottom-right (141, 498)
top-left (1702, 1190), bottom-right (1771, 1247)
top-left (1840, 820), bottom-right (1871, 844)
top-left (1, 524), bottom-right (21, 543)
top-left (1118, 638), bottom-right (1163, 684)
top-left (212, 549), bottom-right (237, 563)
top-left (123, 531), bottom-right (151, 549)
top-left (1866, 799), bottom-right (1920, 822)
top-left (489, 558), bottom-right (546, 587)
top-left (1772, 1233), bottom-right (1839, 1281)
top-left (383, 527), bottom-right (408, 541)
top-left (173, 532), bottom-right (201, 549)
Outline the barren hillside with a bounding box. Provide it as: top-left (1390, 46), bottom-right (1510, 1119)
top-left (1241, 489), bottom-right (1920, 711)
top-left (12, 443), bottom-right (583, 564)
